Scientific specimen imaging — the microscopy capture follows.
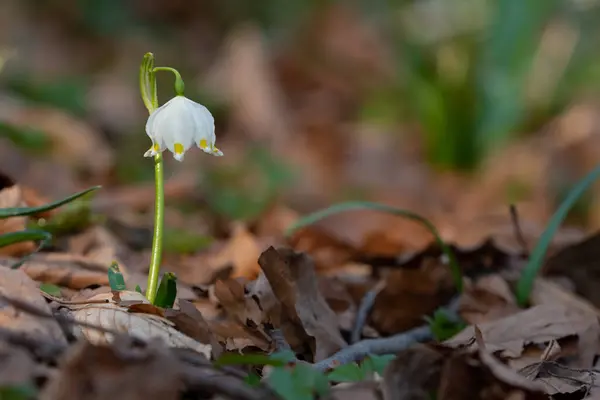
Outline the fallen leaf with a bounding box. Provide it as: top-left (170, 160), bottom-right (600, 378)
top-left (459, 274), bottom-right (521, 325)
top-left (444, 304), bottom-right (599, 362)
top-left (474, 325), bottom-right (546, 392)
top-left (72, 290), bottom-right (212, 358)
top-left (0, 253), bottom-right (110, 289)
top-left (0, 268), bottom-right (67, 345)
top-left (257, 246), bottom-right (347, 362)
top-left (40, 337), bottom-right (182, 400)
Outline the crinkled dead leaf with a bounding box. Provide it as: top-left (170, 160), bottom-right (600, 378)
top-left (0, 268), bottom-right (67, 345)
top-left (208, 319), bottom-right (271, 352)
top-left (0, 253), bottom-right (110, 289)
top-left (288, 225), bottom-right (358, 271)
top-left (214, 278), bottom-right (264, 328)
top-left (72, 290), bottom-right (211, 358)
top-left (444, 304), bottom-right (599, 362)
top-left (164, 299), bottom-right (222, 358)
top-left (381, 344), bottom-right (443, 400)
top-left (0, 173), bottom-right (36, 256)
top-left (474, 326), bottom-right (546, 393)
top-left (257, 246), bottom-right (347, 362)
top-left (459, 274), bottom-right (521, 325)
top-left (40, 337), bottom-right (182, 400)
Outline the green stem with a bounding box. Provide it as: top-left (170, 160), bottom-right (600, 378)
top-left (146, 151), bottom-right (164, 304)
top-left (153, 67), bottom-right (185, 96)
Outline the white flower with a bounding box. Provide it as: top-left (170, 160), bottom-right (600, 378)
top-left (144, 95), bottom-right (223, 161)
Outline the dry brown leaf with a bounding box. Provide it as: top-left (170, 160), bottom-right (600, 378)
top-left (0, 253), bottom-right (110, 289)
top-left (257, 246), bottom-right (347, 362)
top-left (207, 319), bottom-right (271, 352)
top-left (72, 291), bottom-right (211, 359)
top-left (460, 275), bottom-right (521, 324)
top-left (164, 300), bottom-right (222, 358)
top-left (0, 173), bottom-right (35, 256)
top-left (381, 344), bottom-right (443, 400)
top-left (474, 325), bottom-right (546, 392)
top-left (0, 268), bottom-right (67, 345)
top-left (40, 337), bottom-right (182, 400)
top-left (214, 278), bottom-right (264, 329)
top-left (444, 304), bottom-right (599, 361)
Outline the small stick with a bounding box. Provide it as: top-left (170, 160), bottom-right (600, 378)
top-left (509, 204), bottom-right (529, 258)
top-left (351, 280), bottom-right (386, 344)
top-left (268, 328), bottom-right (292, 353)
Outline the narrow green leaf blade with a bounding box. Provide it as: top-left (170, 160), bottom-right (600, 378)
top-left (0, 230), bottom-right (51, 248)
top-left (40, 283), bottom-right (62, 297)
top-left (135, 285), bottom-right (143, 294)
top-left (0, 186), bottom-right (100, 219)
top-left (108, 262), bottom-right (126, 291)
top-left (516, 164), bottom-right (600, 306)
top-left (285, 201), bottom-right (463, 292)
top-left (154, 272), bottom-right (177, 308)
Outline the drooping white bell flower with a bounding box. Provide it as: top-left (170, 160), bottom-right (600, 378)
top-left (144, 95), bottom-right (223, 161)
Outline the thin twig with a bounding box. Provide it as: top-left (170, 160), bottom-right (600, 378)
top-left (182, 366), bottom-right (276, 400)
top-left (314, 325), bottom-right (433, 372)
top-left (268, 328), bottom-right (292, 353)
top-left (509, 204), bottom-right (529, 258)
top-left (315, 296), bottom-right (462, 372)
top-left (351, 280), bottom-right (386, 344)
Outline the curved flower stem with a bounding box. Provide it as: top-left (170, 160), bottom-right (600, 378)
top-left (146, 151), bottom-right (164, 304)
top-left (153, 67), bottom-right (185, 96)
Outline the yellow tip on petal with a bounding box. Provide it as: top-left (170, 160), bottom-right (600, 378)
top-left (174, 143), bottom-right (184, 155)
top-left (153, 143), bottom-right (160, 151)
top-left (199, 139), bottom-right (208, 149)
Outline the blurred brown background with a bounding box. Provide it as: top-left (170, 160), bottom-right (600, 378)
top-left (2, 0), bottom-right (600, 252)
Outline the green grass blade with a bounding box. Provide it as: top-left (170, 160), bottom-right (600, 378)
top-left (0, 230), bottom-right (51, 248)
top-left (516, 164), bottom-right (600, 306)
top-left (0, 186), bottom-right (100, 219)
top-left (285, 201), bottom-right (463, 292)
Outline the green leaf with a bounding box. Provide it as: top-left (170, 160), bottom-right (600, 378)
top-left (107, 262), bottom-right (126, 291)
top-left (363, 354), bottom-right (396, 375)
top-left (425, 308), bottom-right (467, 342)
top-left (268, 364), bottom-right (329, 400)
top-left (33, 192), bottom-right (99, 236)
top-left (0, 230), bottom-right (51, 248)
top-left (154, 272), bottom-right (177, 308)
top-left (285, 201), bottom-right (463, 292)
top-left (135, 285), bottom-right (143, 294)
top-left (39, 283), bottom-right (62, 297)
top-left (0, 186), bottom-right (101, 219)
top-left (327, 362), bottom-right (365, 382)
top-left (516, 164), bottom-right (600, 306)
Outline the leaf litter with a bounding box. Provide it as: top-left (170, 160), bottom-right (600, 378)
top-left (5, 4), bottom-right (600, 399)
